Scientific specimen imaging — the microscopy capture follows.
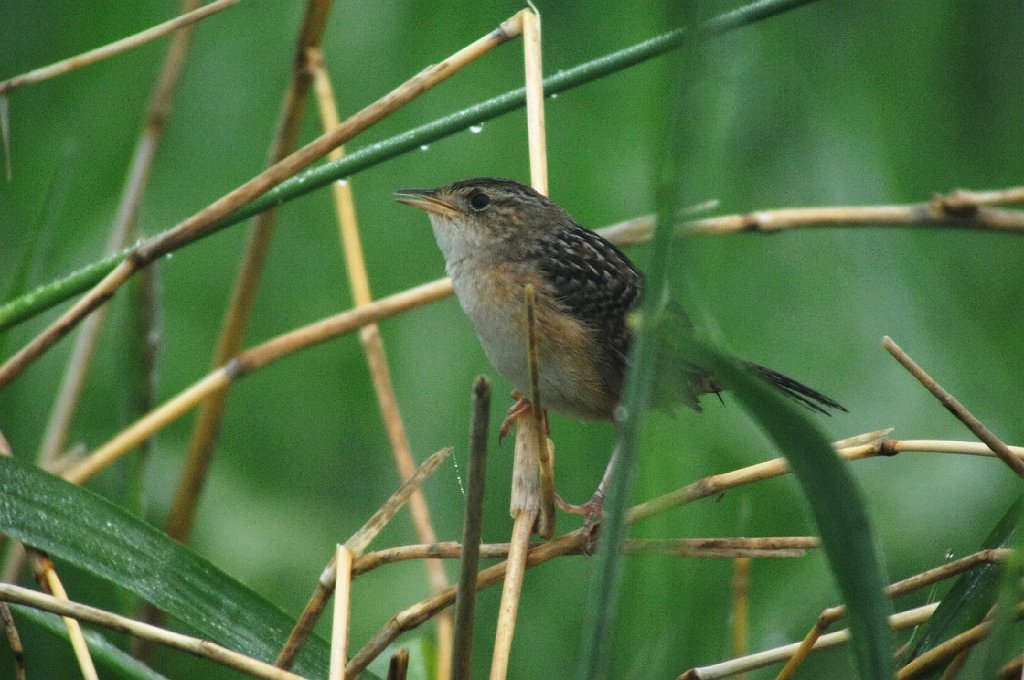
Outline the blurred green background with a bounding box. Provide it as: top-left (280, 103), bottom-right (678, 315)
top-left (1, 1), bottom-right (1022, 677)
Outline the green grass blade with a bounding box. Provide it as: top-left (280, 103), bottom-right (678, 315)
top-left (695, 342), bottom-right (894, 679)
top-left (0, 455), bottom-right (340, 679)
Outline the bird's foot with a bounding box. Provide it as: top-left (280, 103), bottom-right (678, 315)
top-left (556, 490), bottom-right (605, 553)
top-left (498, 392), bottom-right (549, 443)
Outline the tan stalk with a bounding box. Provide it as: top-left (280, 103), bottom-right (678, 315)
top-left (0, 0), bottom-right (238, 95)
top-left (0, 583), bottom-right (305, 680)
top-left (305, 44), bottom-right (453, 677)
top-left (598, 185), bottom-right (1024, 245)
top-left (352, 536), bottom-right (818, 575)
top-left (328, 545), bottom-right (353, 680)
top-left (167, 0), bottom-right (335, 545)
top-left (679, 604), bottom-right (938, 679)
top-left (883, 336), bottom-right (1024, 478)
top-left (32, 556), bottom-right (98, 680)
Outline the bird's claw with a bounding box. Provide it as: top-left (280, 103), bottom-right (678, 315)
top-left (556, 491), bottom-right (606, 554)
top-left (498, 393), bottom-right (533, 443)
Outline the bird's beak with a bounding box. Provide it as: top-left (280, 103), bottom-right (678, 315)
top-left (394, 188), bottom-right (462, 218)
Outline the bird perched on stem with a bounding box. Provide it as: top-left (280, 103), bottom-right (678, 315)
top-left (396, 177), bottom-right (844, 520)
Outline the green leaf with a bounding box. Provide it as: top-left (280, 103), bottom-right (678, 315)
top-left (0, 455), bottom-right (340, 679)
top-left (694, 341), bottom-right (894, 679)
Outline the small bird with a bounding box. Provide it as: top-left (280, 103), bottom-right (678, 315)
top-left (396, 177), bottom-right (844, 517)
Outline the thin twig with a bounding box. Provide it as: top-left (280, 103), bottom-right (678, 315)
top-left (275, 447), bottom-right (452, 669)
top-left (0, 583), bottom-right (304, 680)
top-left (882, 336), bottom-right (1024, 478)
top-left (0, 14), bottom-right (523, 390)
top-left (0, 0), bottom-right (238, 95)
top-left (347, 448), bottom-right (454, 555)
top-left (451, 376), bottom-right (491, 680)
top-left (352, 536), bottom-right (818, 575)
top-left (598, 187), bottom-right (1024, 246)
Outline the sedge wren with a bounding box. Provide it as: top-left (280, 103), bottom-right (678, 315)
top-left (396, 177), bottom-right (844, 515)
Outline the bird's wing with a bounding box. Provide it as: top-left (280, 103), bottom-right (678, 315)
top-left (530, 224), bottom-right (642, 392)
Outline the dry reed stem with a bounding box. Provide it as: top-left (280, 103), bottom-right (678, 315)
top-left (167, 0), bottom-right (335, 547)
top-left (598, 185), bottom-right (1024, 246)
top-left (731, 557), bottom-right (749, 679)
top-left (521, 285), bottom-right (555, 536)
top-left (353, 536), bottom-right (818, 575)
top-left (521, 7), bottom-right (547, 195)
top-left (346, 447), bottom-right (453, 555)
top-left (61, 278), bottom-right (452, 484)
top-left (629, 435), bottom-right (1024, 526)
top-left (680, 604), bottom-right (939, 679)
top-left (306, 44), bottom-right (454, 678)
top-left (0, 13), bottom-right (522, 390)
top-left (489, 509), bottom-right (536, 680)
top-left (0, 0), bottom-right (238, 95)
top-left (32, 556), bottom-right (97, 680)
top-left (883, 336), bottom-right (1024, 478)
top-left (38, 0), bottom-right (203, 469)
top-left (275, 447), bottom-right (452, 669)
top-left (0, 583), bottom-right (304, 680)
top-left (451, 376), bottom-right (492, 680)
top-left (518, 4), bottom-right (555, 540)
top-left (329, 544), bottom-right (353, 680)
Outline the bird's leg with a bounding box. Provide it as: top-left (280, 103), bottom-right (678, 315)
top-left (498, 391), bottom-right (549, 443)
top-left (555, 446), bottom-right (620, 550)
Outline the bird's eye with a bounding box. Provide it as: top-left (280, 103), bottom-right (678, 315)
top-left (469, 192), bottom-right (491, 211)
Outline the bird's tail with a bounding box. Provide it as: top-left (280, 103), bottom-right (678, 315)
top-left (742, 361), bottom-right (847, 415)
